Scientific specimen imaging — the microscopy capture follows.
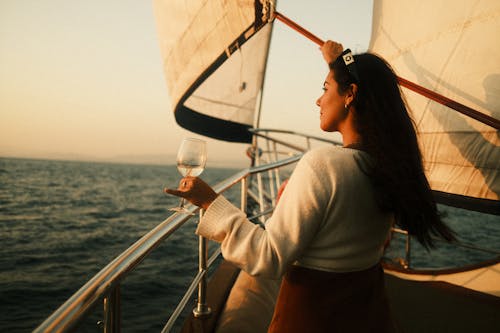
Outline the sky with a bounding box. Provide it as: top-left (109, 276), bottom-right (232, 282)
top-left (0, 0), bottom-right (373, 168)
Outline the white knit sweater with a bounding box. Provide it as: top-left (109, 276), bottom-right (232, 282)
top-left (196, 146), bottom-right (393, 279)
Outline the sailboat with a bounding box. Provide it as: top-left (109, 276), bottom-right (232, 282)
top-left (35, 0), bottom-right (499, 332)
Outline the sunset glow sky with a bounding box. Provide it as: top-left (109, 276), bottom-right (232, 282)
top-left (0, 0), bottom-right (372, 167)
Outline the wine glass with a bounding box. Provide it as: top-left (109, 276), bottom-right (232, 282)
top-left (169, 138), bottom-right (207, 214)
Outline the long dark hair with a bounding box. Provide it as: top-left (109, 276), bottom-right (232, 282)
top-left (331, 53), bottom-right (455, 249)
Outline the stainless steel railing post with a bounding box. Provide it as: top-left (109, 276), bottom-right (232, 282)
top-left (241, 177), bottom-right (248, 212)
top-left (255, 145), bottom-right (266, 224)
top-left (266, 138), bottom-right (276, 206)
top-left (103, 285), bottom-right (121, 333)
top-left (272, 141), bottom-right (281, 191)
top-left (193, 209), bottom-right (212, 318)
top-left (405, 234), bottom-right (411, 269)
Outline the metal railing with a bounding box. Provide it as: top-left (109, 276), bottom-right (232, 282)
top-left (248, 128), bottom-right (342, 223)
top-left (34, 128), bottom-right (327, 332)
top-left (33, 129), bottom-right (340, 332)
top-left (388, 227), bottom-right (500, 270)
top-left (34, 127), bottom-right (497, 332)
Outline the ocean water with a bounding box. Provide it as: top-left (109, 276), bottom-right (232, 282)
top-left (0, 157), bottom-right (498, 332)
top-left (0, 157), bottom-right (241, 332)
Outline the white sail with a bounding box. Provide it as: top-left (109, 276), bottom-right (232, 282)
top-left (369, 0), bottom-right (500, 205)
top-left (153, 0), bottom-right (272, 142)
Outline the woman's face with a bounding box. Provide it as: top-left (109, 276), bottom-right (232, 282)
top-left (316, 70), bottom-right (347, 132)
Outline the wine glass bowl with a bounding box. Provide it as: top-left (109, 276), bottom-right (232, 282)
top-left (176, 139), bottom-right (207, 177)
top-left (169, 138), bottom-right (207, 213)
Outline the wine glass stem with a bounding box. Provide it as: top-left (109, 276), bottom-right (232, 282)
top-left (179, 198), bottom-right (186, 209)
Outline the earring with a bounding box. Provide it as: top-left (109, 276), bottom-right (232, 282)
top-left (344, 104), bottom-right (349, 112)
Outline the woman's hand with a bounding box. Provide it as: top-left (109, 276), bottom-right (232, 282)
top-left (164, 177), bottom-right (218, 211)
top-left (321, 40), bottom-right (343, 65)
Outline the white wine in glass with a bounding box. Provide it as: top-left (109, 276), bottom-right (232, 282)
top-left (169, 138), bottom-right (207, 213)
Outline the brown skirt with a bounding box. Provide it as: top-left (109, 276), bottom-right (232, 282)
top-left (268, 263), bottom-right (396, 333)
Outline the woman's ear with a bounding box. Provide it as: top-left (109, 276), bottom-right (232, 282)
top-left (345, 83), bottom-right (358, 105)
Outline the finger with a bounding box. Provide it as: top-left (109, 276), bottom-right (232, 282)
top-left (178, 176), bottom-right (196, 187)
top-left (164, 188), bottom-right (184, 197)
top-left (178, 179), bottom-right (188, 188)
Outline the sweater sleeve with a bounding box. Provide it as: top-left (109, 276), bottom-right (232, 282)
top-left (196, 151), bottom-right (332, 279)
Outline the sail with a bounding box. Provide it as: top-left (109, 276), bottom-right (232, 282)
top-left (153, 0), bottom-right (273, 143)
top-left (369, 0), bottom-right (500, 211)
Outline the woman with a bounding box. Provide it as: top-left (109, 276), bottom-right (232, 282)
top-left (165, 41), bottom-right (455, 332)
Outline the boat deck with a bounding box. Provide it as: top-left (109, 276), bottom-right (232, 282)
top-left (385, 274), bottom-right (500, 332)
top-left (182, 261), bottom-right (500, 333)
